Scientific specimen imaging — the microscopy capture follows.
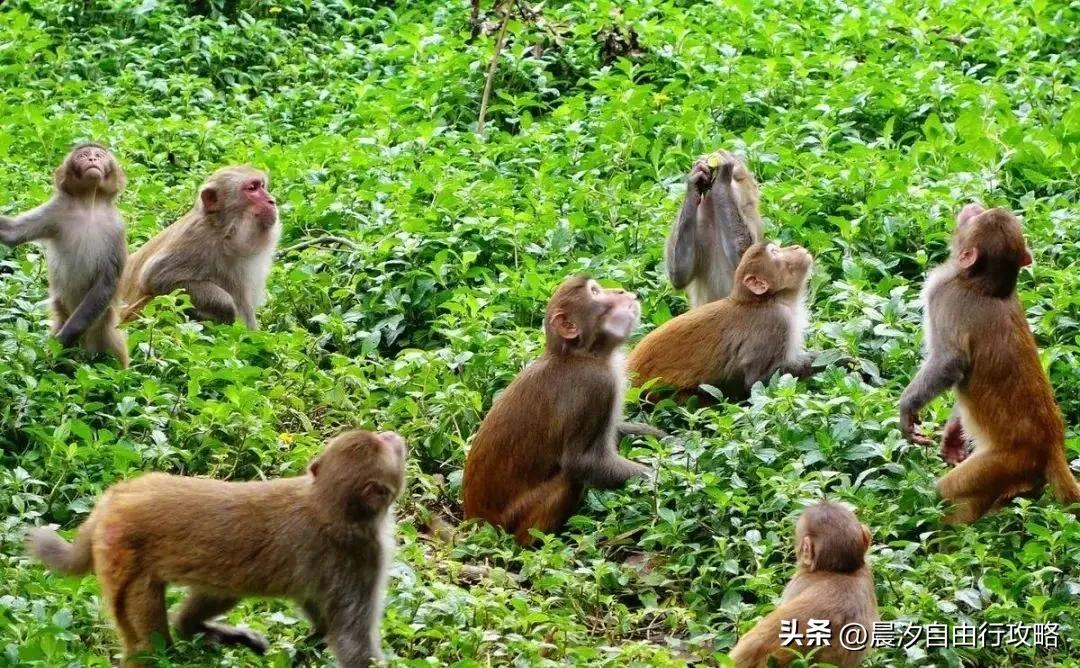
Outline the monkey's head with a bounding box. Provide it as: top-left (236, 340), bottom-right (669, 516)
top-left (795, 502), bottom-right (871, 573)
top-left (309, 430), bottom-right (407, 522)
top-left (951, 203), bottom-right (1032, 298)
top-left (733, 242), bottom-right (813, 301)
top-left (711, 150), bottom-right (760, 215)
top-left (545, 276), bottom-right (640, 356)
top-left (55, 143), bottom-right (125, 197)
top-left (198, 165), bottom-right (280, 252)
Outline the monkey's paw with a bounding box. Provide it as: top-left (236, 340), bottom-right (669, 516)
top-left (688, 160), bottom-right (713, 194)
top-left (203, 622), bottom-right (270, 654)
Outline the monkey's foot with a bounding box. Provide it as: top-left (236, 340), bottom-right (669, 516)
top-left (203, 622), bottom-right (270, 654)
top-left (940, 418), bottom-right (969, 466)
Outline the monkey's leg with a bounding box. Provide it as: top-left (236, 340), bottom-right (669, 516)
top-left (508, 477), bottom-right (583, 545)
top-left (176, 590), bottom-right (269, 653)
top-left (50, 297), bottom-right (70, 335)
top-left (325, 615), bottom-right (383, 668)
top-left (116, 575), bottom-right (171, 667)
top-left (616, 421), bottom-right (667, 439)
top-left (936, 453), bottom-right (1031, 524)
top-left (180, 280), bottom-right (239, 324)
top-left (82, 307), bottom-right (129, 368)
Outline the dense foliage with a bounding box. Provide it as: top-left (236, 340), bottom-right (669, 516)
top-left (1, 0), bottom-right (1077, 666)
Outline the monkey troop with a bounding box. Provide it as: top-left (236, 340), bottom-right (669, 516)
top-left (8, 145), bottom-right (1078, 666)
top-left (27, 430), bottom-right (405, 667)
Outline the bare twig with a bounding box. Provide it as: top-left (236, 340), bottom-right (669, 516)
top-left (477, 1), bottom-right (511, 135)
top-left (283, 235), bottom-right (363, 254)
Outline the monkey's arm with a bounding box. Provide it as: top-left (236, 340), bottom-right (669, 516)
top-left (728, 604), bottom-right (797, 668)
top-left (560, 381), bottom-right (648, 488)
top-left (899, 351), bottom-right (968, 444)
top-left (711, 161), bottom-right (755, 269)
top-left (0, 202), bottom-right (61, 246)
top-left (777, 350), bottom-right (820, 380)
top-left (55, 240), bottom-right (124, 346)
top-left (666, 161), bottom-right (712, 289)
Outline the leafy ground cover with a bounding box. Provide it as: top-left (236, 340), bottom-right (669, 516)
top-left (0, 0), bottom-right (1077, 666)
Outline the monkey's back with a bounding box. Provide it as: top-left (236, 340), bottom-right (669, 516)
top-left (87, 472), bottom-right (314, 595)
top-left (953, 292), bottom-right (1063, 457)
top-left (462, 355), bottom-right (608, 524)
top-left (627, 299), bottom-right (787, 392)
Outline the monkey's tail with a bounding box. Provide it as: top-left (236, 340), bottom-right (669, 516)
top-left (25, 518), bottom-right (96, 576)
top-left (119, 295), bottom-right (151, 323)
top-left (1046, 455), bottom-right (1080, 508)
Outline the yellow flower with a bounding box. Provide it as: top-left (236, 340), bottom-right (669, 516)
top-left (279, 432), bottom-right (295, 445)
top-left (269, 6), bottom-right (283, 14)
top-left (652, 92), bottom-right (670, 106)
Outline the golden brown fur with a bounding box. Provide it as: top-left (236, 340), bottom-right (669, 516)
top-left (462, 276), bottom-right (652, 545)
top-left (900, 204), bottom-right (1078, 523)
top-left (729, 502), bottom-right (878, 668)
top-left (26, 430), bottom-right (406, 667)
top-left (119, 165), bottom-right (280, 328)
top-left (629, 242), bottom-right (816, 399)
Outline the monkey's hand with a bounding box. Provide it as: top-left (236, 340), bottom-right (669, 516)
top-left (688, 160), bottom-right (712, 195)
top-left (899, 406), bottom-right (934, 446)
top-left (939, 416), bottom-right (969, 465)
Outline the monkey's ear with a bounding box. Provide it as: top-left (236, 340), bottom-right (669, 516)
top-left (308, 457), bottom-right (322, 478)
top-left (1020, 248), bottom-right (1033, 267)
top-left (550, 312), bottom-right (579, 340)
top-left (200, 186), bottom-right (220, 213)
top-left (957, 247), bottom-right (978, 269)
top-left (860, 523), bottom-right (872, 550)
top-left (798, 535), bottom-right (816, 570)
top-left (743, 274), bottom-right (770, 296)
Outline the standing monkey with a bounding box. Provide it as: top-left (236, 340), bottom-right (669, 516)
top-left (900, 203), bottom-right (1080, 523)
top-left (666, 150), bottom-right (764, 308)
top-left (729, 502), bottom-right (878, 668)
top-left (119, 165), bottom-right (280, 329)
top-left (629, 242), bottom-right (818, 400)
top-left (0, 143), bottom-right (128, 366)
top-left (26, 429), bottom-right (406, 667)
top-left (463, 276), bottom-right (655, 545)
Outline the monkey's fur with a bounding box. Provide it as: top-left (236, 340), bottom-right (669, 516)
top-left (26, 430), bottom-right (406, 667)
top-left (463, 276), bottom-right (654, 545)
top-left (729, 502), bottom-right (878, 667)
top-left (0, 143), bottom-right (128, 365)
top-left (119, 165), bottom-right (279, 329)
top-left (667, 150), bottom-right (764, 308)
top-left (629, 242), bottom-right (817, 400)
top-left (900, 204), bottom-right (1079, 523)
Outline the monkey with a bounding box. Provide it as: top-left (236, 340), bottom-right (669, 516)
top-left (628, 241), bottom-right (818, 401)
top-left (26, 429), bottom-right (406, 667)
top-left (118, 165), bottom-right (280, 329)
top-left (666, 150), bottom-right (764, 308)
top-left (729, 502), bottom-right (878, 668)
top-left (0, 143), bottom-right (128, 366)
top-left (900, 203), bottom-right (1080, 523)
top-left (462, 276), bottom-right (655, 545)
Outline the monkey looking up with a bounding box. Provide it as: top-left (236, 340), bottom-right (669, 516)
top-left (900, 203), bottom-right (1080, 523)
top-left (463, 276), bottom-right (656, 545)
top-left (26, 430), bottom-right (406, 667)
top-left (729, 502), bottom-right (878, 668)
top-left (0, 143), bottom-right (128, 366)
top-left (629, 242), bottom-right (818, 401)
top-left (666, 150), bottom-right (764, 308)
top-left (119, 165), bottom-right (280, 329)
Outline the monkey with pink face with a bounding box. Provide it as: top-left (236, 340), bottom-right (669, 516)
top-left (0, 143), bottom-right (129, 366)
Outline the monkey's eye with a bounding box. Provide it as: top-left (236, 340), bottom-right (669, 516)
top-left (245, 181), bottom-right (260, 192)
top-left (590, 283), bottom-right (600, 296)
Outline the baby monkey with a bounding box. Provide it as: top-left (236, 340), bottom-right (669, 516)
top-left (27, 430), bottom-right (406, 667)
top-left (0, 143), bottom-right (128, 365)
top-left (730, 502), bottom-right (878, 667)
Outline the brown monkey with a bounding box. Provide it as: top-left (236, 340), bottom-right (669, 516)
top-left (0, 143), bottom-right (128, 366)
top-left (26, 430), bottom-right (405, 667)
top-left (729, 502), bottom-right (878, 668)
top-left (119, 165), bottom-right (279, 329)
top-left (666, 150), bottom-right (764, 308)
top-left (900, 203), bottom-right (1080, 523)
top-left (462, 276), bottom-right (654, 545)
top-left (628, 242), bottom-right (817, 400)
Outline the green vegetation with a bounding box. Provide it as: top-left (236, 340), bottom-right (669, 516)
top-left (1, 0), bottom-right (1077, 666)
